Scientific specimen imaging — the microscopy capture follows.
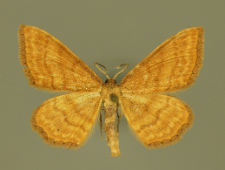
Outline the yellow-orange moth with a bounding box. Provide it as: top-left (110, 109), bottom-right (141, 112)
top-left (18, 25), bottom-right (204, 157)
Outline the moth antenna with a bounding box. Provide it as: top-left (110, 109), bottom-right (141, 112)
top-left (95, 62), bottom-right (110, 79)
top-left (113, 63), bottom-right (129, 80)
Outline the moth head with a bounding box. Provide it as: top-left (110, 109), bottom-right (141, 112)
top-left (105, 79), bottom-right (117, 84)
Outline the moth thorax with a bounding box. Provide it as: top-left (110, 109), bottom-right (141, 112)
top-left (110, 93), bottom-right (118, 103)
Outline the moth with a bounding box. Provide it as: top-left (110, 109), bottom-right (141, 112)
top-left (18, 25), bottom-right (204, 157)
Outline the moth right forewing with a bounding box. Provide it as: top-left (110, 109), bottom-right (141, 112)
top-left (120, 27), bottom-right (204, 95)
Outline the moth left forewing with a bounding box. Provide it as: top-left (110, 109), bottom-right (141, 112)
top-left (120, 94), bottom-right (194, 148)
top-left (18, 25), bottom-right (103, 92)
top-left (31, 92), bottom-right (102, 149)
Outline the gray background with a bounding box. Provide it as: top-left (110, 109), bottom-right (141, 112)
top-left (1, 0), bottom-right (224, 170)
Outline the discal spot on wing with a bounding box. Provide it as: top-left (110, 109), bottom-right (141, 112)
top-left (121, 94), bottom-right (194, 148)
top-left (120, 27), bottom-right (204, 94)
top-left (31, 92), bottom-right (102, 148)
top-left (18, 25), bottom-right (102, 92)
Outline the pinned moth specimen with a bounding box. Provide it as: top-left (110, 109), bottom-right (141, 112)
top-left (18, 25), bottom-right (204, 157)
